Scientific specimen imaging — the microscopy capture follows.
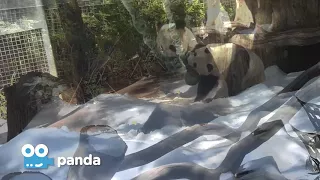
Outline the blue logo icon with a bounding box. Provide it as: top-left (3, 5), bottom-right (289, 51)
top-left (21, 144), bottom-right (54, 169)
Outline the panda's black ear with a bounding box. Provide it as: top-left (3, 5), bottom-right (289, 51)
top-left (204, 48), bottom-right (210, 54)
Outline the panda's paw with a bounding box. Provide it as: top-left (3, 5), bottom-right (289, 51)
top-left (194, 96), bottom-right (204, 102)
top-left (185, 72), bottom-right (199, 86)
top-left (203, 98), bottom-right (213, 103)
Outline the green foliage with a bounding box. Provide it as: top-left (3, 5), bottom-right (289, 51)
top-left (222, 3), bottom-right (236, 21)
top-left (82, 1), bottom-right (142, 58)
top-left (80, 1), bottom-right (147, 97)
top-left (131, 0), bottom-right (167, 35)
top-left (47, 0), bottom-right (206, 98)
top-left (168, 0), bottom-right (205, 27)
top-left (131, 0), bottom-right (205, 31)
top-left (185, 0), bottom-right (205, 27)
top-left (0, 90), bottom-right (6, 120)
top-left (49, 32), bottom-right (66, 46)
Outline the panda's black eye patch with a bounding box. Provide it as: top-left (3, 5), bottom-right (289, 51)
top-left (193, 62), bottom-right (197, 68)
top-left (204, 48), bottom-right (210, 54)
top-left (207, 64), bottom-right (213, 72)
top-left (169, 45), bottom-right (176, 53)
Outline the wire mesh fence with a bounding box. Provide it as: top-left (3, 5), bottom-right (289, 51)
top-left (0, 6), bottom-right (40, 25)
top-left (0, 0), bottom-right (105, 85)
top-left (44, 2), bottom-right (108, 78)
top-left (1, 0), bottom-right (236, 86)
top-left (0, 28), bottom-right (49, 88)
top-left (44, 4), bottom-right (104, 34)
top-left (0, 0), bottom-right (236, 119)
top-left (0, 28), bottom-right (49, 119)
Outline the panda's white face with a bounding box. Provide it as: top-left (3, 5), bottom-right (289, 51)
top-left (156, 23), bottom-right (198, 57)
top-left (186, 46), bottom-right (219, 76)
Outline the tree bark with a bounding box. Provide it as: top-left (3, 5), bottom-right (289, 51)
top-left (4, 72), bottom-right (63, 142)
top-left (56, 0), bottom-right (93, 103)
top-left (235, 0), bottom-right (320, 32)
top-left (271, 0), bottom-right (320, 32)
top-left (230, 27), bottom-right (320, 49)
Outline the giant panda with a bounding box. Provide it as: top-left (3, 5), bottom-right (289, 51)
top-left (156, 23), bottom-right (198, 72)
top-left (185, 43), bottom-right (265, 102)
top-left (156, 23), bottom-right (198, 57)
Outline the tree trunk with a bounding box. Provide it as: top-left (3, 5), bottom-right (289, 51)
top-left (230, 27), bottom-right (320, 49)
top-left (56, 0), bottom-right (93, 103)
top-left (4, 84), bottom-right (37, 142)
top-left (4, 72), bottom-right (63, 142)
top-left (254, 0), bottom-right (272, 25)
top-left (271, 0), bottom-right (320, 32)
top-left (235, 0), bottom-right (320, 32)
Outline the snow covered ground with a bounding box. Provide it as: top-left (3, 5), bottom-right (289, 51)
top-left (0, 65), bottom-right (319, 180)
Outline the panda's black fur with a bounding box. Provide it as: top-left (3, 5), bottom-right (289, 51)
top-left (224, 45), bottom-right (250, 95)
top-left (186, 43), bottom-right (265, 102)
top-left (184, 44), bottom-right (221, 102)
top-left (194, 74), bottom-right (219, 102)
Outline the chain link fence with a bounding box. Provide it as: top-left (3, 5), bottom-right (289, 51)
top-left (0, 0), bottom-right (236, 119)
top-left (0, 0), bottom-right (56, 119)
top-left (44, 1), bottom-right (106, 78)
top-left (0, 29), bottom-right (49, 87)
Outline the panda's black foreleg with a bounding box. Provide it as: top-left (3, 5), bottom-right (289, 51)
top-left (194, 75), bottom-right (219, 102)
top-left (194, 79), bottom-right (210, 102)
top-left (184, 64), bottom-right (200, 86)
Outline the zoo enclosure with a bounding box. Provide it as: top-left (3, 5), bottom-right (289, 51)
top-left (0, 0), bottom-right (237, 119)
top-left (0, 0), bottom-right (237, 87)
top-left (0, 0), bottom-right (106, 119)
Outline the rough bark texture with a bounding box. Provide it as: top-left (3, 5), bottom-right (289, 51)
top-left (4, 85), bottom-right (37, 142)
top-left (236, 0), bottom-right (320, 32)
top-left (271, 0), bottom-right (320, 32)
top-left (56, 0), bottom-right (94, 103)
top-left (254, 0), bottom-right (273, 25)
top-left (229, 28), bottom-right (320, 72)
top-left (230, 27), bottom-right (320, 49)
top-left (4, 72), bottom-right (64, 142)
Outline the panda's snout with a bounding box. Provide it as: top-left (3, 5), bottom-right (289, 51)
top-left (207, 64), bottom-right (213, 72)
top-left (169, 45), bottom-right (176, 53)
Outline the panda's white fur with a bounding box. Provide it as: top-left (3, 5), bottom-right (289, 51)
top-left (156, 23), bottom-right (198, 57)
top-left (187, 43), bottom-right (265, 100)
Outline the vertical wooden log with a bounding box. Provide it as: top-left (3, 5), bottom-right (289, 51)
top-left (56, 0), bottom-right (94, 103)
top-left (4, 72), bottom-right (45, 141)
top-left (254, 0), bottom-right (272, 25)
top-left (4, 72), bottom-right (64, 142)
